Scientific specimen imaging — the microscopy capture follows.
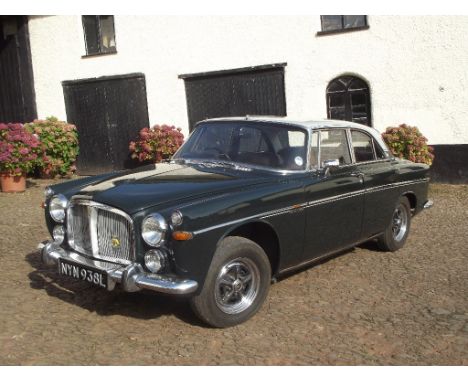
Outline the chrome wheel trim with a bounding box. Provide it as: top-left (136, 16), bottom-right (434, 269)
top-left (214, 257), bottom-right (260, 315)
top-left (392, 204), bottom-right (408, 242)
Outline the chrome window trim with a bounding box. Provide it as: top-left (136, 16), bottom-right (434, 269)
top-left (192, 178), bottom-right (429, 236)
top-left (174, 121), bottom-right (311, 174)
top-left (67, 199), bottom-right (135, 265)
top-left (311, 126), bottom-right (393, 170)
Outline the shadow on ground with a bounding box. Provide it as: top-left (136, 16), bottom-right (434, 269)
top-left (25, 251), bottom-right (208, 327)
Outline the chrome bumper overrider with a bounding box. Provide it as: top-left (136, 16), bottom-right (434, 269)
top-left (38, 241), bottom-right (198, 295)
top-left (423, 199), bottom-right (434, 209)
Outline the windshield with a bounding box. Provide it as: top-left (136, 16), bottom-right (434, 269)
top-left (173, 122), bottom-right (308, 171)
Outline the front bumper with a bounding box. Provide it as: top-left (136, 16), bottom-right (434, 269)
top-left (38, 241), bottom-right (198, 295)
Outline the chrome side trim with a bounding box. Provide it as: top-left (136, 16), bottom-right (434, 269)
top-left (306, 189), bottom-right (364, 208)
top-left (192, 178), bottom-right (429, 236)
top-left (278, 233), bottom-right (382, 275)
top-left (365, 178), bottom-right (429, 194)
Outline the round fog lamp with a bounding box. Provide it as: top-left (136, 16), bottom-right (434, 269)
top-left (52, 225), bottom-right (65, 244)
top-left (144, 249), bottom-right (167, 273)
top-left (44, 186), bottom-right (54, 198)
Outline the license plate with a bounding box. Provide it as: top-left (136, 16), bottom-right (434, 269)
top-left (59, 258), bottom-right (107, 289)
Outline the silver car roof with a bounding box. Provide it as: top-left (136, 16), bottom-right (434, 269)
top-left (200, 116), bottom-right (388, 150)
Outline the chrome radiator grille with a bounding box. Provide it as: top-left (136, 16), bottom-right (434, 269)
top-left (67, 200), bottom-right (134, 264)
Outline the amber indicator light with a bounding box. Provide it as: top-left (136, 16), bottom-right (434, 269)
top-left (172, 231), bottom-right (194, 241)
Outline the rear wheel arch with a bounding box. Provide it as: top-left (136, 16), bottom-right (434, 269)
top-left (401, 191), bottom-right (417, 213)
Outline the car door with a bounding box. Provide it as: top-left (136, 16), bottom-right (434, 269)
top-left (302, 128), bottom-right (365, 262)
top-left (349, 129), bottom-right (400, 240)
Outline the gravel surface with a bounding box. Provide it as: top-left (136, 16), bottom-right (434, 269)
top-left (0, 179), bottom-right (467, 365)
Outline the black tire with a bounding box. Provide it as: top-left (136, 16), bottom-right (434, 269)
top-left (190, 236), bottom-right (271, 328)
top-left (377, 196), bottom-right (412, 252)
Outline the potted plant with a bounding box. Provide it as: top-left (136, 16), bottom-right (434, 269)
top-left (0, 123), bottom-right (42, 192)
top-left (382, 124), bottom-right (435, 166)
top-left (24, 117), bottom-right (79, 178)
top-left (129, 124), bottom-right (184, 163)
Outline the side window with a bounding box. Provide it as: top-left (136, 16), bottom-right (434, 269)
top-left (82, 16), bottom-right (117, 56)
top-left (351, 130), bottom-right (375, 162)
top-left (319, 129), bottom-right (351, 166)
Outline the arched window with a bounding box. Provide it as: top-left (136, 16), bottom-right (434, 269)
top-left (326, 76), bottom-right (372, 126)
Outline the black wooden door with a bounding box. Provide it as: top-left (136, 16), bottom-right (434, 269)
top-left (62, 73), bottom-right (149, 175)
top-left (0, 16), bottom-right (37, 123)
top-left (180, 64), bottom-right (287, 131)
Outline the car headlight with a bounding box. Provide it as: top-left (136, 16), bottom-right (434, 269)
top-left (141, 213), bottom-right (168, 247)
top-left (49, 194), bottom-right (68, 223)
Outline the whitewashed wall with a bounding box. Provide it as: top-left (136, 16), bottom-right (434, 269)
top-left (28, 15), bottom-right (468, 144)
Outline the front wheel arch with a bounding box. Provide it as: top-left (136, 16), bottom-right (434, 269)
top-left (221, 220), bottom-right (281, 278)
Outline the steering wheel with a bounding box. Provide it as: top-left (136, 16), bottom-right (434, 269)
top-left (203, 147), bottom-right (231, 160)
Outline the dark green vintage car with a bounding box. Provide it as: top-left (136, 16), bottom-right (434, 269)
top-left (39, 117), bottom-right (433, 327)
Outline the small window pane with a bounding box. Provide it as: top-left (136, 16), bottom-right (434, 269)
top-left (310, 132), bottom-right (319, 168)
top-left (374, 139), bottom-right (386, 159)
top-left (351, 93), bottom-right (366, 106)
top-left (321, 16), bottom-right (343, 32)
top-left (83, 16), bottom-right (99, 54)
top-left (351, 131), bottom-right (375, 162)
top-left (288, 130), bottom-right (306, 148)
top-left (329, 93), bottom-right (345, 108)
top-left (99, 16), bottom-right (116, 52)
top-left (320, 130), bottom-right (351, 166)
top-left (343, 15), bottom-right (366, 29)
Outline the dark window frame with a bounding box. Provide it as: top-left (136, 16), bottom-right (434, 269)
top-left (317, 15), bottom-right (369, 36)
top-left (82, 15), bottom-right (117, 57)
top-left (326, 75), bottom-right (372, 127)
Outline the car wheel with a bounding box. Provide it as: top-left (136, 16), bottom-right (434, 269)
top-left (377, 196), bottom-right (412, 252)
top-left (190, 236), bottom-right (271, 328)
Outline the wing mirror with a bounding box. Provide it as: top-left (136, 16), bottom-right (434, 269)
top-left (321, 159), bottom-right (340, 177)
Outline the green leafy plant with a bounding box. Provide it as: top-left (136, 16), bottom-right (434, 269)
top-left (382, 124), bottom-right (434, 166)
top-left (129, 124), bottom-right (184, 163)
top-left (25, 117), bottom-right (79, 177)
top-left (0, 123), bottom-right (42, 176)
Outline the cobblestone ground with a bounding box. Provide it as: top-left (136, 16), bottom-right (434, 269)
top-left (0, 179), bottom-right (467, 365)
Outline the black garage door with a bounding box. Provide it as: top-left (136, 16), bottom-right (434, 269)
top-left (180, 63), bottom-right (287, 131)
top-left (62, 73), bottom-right (149, 175)
top-left (0, 16), bottom-right (37, 123)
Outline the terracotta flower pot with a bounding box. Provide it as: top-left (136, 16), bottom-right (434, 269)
top-left (0, 173), bottom-right (26, 193)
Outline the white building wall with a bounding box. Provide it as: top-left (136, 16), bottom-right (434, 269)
top-left (28, 15), bottom-right (468, 144)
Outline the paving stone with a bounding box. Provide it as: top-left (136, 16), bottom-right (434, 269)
top-left (0, 180), bottom-right (467, 365)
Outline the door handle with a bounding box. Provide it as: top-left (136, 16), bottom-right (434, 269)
top-left (350, 171), bottom-right (364, 183)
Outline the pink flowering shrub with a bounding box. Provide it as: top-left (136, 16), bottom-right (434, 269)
top-left (0, 123), bottom-right (42, 176)
top-left (129, 124), bottom-right (184, 163)
top-left (24, 117), bottom-right (79, 177)
top-left (382, 124), bottom-right (434, 166)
